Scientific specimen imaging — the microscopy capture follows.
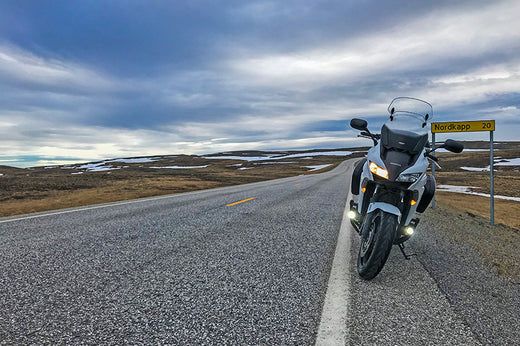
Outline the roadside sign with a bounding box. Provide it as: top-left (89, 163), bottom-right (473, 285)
top-left (430, 119), bottom-right (496, 225)
top-left (431, 120), bottom-right (495, 133)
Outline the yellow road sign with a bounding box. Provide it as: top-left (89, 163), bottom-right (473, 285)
top-left (431, 120), bottom-right (495, 133)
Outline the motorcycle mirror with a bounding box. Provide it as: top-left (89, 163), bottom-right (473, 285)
top-left (350, 118), bottom-right (368, 131)
top-left (443, 139), bottom-right (464, 153)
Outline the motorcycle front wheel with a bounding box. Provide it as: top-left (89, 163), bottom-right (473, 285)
top-left (357, 209), bottom-right (397, 280)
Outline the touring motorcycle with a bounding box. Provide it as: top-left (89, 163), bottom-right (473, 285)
top-left (348, 97), bottom-right (463, 280)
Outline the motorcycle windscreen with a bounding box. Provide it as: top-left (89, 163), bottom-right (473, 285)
top-left (380, 124), bottom-right (428, 154)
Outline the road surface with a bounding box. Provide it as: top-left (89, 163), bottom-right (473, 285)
top-left (0, 160), bottom-right (503, 344)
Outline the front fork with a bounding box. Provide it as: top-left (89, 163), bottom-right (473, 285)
top-left (348, 184), bottom-right (420, 259)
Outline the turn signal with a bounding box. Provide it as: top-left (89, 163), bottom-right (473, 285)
top-left (361, 187), bottom-right (366, 193)
top-left (411, 200), bottom-right (417, 206)
top-left (369, 162), bottom-right (389, 179)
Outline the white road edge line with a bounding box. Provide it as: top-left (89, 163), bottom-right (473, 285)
top-left (315, 190), bottom-right (353, 345)
top-left (0, 194), bottom-right (180, 224)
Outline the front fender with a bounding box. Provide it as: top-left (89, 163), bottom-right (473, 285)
top-left (367, 202), bottom-right (401, 222)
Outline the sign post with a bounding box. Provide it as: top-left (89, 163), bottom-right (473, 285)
top-left (431, 120), bottom-right (496, 225)
top-left (431, 132), bottom-right (436, 208)
top-left (490, 130), bottom-right (494, 225)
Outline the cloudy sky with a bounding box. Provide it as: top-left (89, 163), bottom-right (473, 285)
top-left (1, 0), bottom-right (519, 167)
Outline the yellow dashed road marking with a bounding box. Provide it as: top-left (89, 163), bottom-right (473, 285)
top-left (226, 197), bottom-right (256, 207)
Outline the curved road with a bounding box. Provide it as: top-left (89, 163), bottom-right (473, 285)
top-left (0, 160), bottom-right (500, 344)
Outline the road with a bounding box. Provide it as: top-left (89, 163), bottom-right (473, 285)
top-left (0, 160), bottom-right (492, 344)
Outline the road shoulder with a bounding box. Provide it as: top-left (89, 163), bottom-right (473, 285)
top-left (411, 206), bottom-right (520, 345)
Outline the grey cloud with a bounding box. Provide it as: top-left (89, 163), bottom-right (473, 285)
top-left (0, 0), bottom-right (518, 166)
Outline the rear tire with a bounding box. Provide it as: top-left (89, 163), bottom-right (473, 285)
top-left (357, 209), bottom-right (397, 280)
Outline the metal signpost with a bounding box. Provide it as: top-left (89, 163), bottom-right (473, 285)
top-left (431, 120), bottom-right (496, 225)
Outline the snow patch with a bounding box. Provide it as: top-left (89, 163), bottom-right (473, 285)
top-left (61, 157), bottom-right (162, 171)
top-left (304, 164), bottom-right (332, 171)
top-left (63, 162), bottom-right (121, 172)
top-left (90, 166), bottom-right (120, 172)
top-left (255, 161), bottom-right (295, 165)
top-left (76, 162), bottom-right (121, 172)
top-left (204, 155), bottom-right (272, 161)
top-left (204, 150), bottom-right (357, 162)
top-left (437, 185), bottom-right (520, 202)
top-left (461, 166), bottom-right (490, 172)
top-left (281, 151), bottom-right (353, 159)
top-left (108, 157), bottom-right (161, 164)
top-left (460, 157), bottom-right (520, 171)
top-left (436, 148), bottom-right (489, 153)
top-left (149, 165), bottom-right (209, 169)
top-left (495, 158), bottom-right (520, 166)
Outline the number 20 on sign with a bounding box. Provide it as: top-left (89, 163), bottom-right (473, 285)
top-left (431, 120), bottom-right (495, 133)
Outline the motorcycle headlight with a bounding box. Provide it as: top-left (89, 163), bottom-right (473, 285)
top-left (369, 161), bottom-right (388, 179)
top-left (396, 173), bottom-right (422, 183)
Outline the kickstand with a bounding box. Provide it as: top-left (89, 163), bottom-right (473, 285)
top-left (398, 243), bottom-right (416, 260)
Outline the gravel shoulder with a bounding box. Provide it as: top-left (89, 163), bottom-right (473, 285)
top-left (348, 233), bottom-right (479, 345)
top-left (409, 204), bottom-right (520, 345)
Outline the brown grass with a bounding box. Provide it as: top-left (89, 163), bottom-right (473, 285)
top-left (432, 147), bottom-right (520, 230)
top-left (435, 171), bottom-right (520, 197)
top-left (0, 178), bottom-right (222, 217)
top-left (0, 157), bottom-right (346, 217)
top-left (435, 192), bottom-right (520, 230)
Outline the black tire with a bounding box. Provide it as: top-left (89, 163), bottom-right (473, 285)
top-left (357, 209), bottom-right (397, 280)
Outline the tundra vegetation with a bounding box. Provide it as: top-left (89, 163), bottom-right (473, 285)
top-left (0, 150), bottom-right (363, 217)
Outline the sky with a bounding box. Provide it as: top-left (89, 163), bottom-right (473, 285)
top-left (0, 0), bottom-right (519, 167)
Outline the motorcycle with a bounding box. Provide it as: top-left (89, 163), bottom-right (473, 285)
top-left (348, 97), bottom-right (463, 280)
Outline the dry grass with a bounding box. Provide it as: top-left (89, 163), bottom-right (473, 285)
top-left (424, 202), bottom-right (520, 282)
top-left (432, 145), bottom-right (520, 230)
top-left (435, 171), bottom-right (520, 197)
top-left (0, 154), bottom-right (349, 217)
top-left (435, 192), bottom-right (520, 230)
top-left (0, 178), bottom-right (222, 217)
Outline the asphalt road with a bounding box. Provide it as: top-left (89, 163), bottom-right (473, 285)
top-left (0, 162), bottom-right (349, 345)
top-left (0, 160), bottom-right (505, 344)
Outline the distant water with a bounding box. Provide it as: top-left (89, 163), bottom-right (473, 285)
top-left (0, 156), bottom-right (86, 169)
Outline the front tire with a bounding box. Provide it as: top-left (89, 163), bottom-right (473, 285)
top-left (357, 209), bottom-right (397, 280)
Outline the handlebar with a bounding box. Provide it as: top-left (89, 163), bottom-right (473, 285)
top-left (425, 152), bottom-right (438, 162)
top-left (360, 131), bottom-right (381, 139)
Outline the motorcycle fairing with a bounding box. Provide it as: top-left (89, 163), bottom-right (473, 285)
top-left (379, 116), bottom-right (428, 181)
top-left (367, 202), bottom-right (401, 220)
top-left (351, 158), bottom-right (367, 195)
